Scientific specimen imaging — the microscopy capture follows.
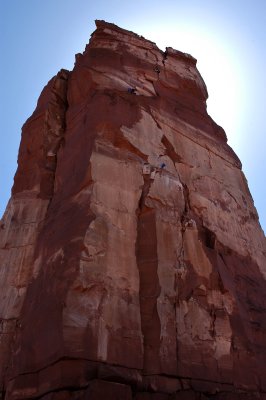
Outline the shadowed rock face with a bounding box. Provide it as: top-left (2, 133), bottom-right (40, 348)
top-left (1, 20), bottom-right (266, 400)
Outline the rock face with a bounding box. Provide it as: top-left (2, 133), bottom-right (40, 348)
top-left (1, 20), bottom-right (266, 400)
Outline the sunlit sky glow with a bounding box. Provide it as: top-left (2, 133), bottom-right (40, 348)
top-left (138, 23), bottom-right (248, 150)
top-left (0, 0), bottom-right (265, 233)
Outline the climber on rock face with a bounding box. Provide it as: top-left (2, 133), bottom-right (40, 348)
top-left (155, 65), bottom-right (160, 74)
top-left (160, 162), bottom-right (166, 169)
top-left (127, 87), bottom-right (136, 94)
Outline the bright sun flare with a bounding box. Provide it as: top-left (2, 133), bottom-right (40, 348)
top-left (138, 24), bottom-right (247, 153)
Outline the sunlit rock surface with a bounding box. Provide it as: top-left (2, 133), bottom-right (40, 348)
top-left (1, 20), bottom-right (266, 400)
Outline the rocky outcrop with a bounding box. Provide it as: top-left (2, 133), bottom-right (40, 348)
top-left (0, 20), bottom-right (266, 400)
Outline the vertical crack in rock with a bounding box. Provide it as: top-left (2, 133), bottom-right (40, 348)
top-left (136, 174), bottom-right (161, 374)
top-left (41, 69), bottom-right (69, 199)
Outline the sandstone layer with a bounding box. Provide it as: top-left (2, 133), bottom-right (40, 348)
top-left (1, 20), bottom-right (266, 400)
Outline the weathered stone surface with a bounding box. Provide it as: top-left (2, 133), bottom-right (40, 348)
top-left (84, 379), bottom-right (132, 400)
top-left (1, 20), bottom-right (266, 399)
top-left (135, 394), bottom-right (169, 400)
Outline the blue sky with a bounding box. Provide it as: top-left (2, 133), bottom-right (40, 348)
top-left (0, 0), bottom-right (265, 233)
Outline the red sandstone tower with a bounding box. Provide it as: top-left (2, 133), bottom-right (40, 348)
top-left (0, 21), bottom-right (266, 399)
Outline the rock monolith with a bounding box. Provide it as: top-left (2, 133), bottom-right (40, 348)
top-left (1, 20), bottom-right (266, 400)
